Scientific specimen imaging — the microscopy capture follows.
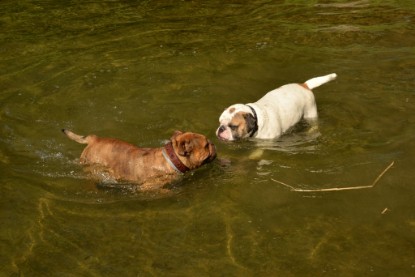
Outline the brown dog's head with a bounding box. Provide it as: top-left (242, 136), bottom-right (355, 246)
top-left (170, 131), bottom-right (216, 169)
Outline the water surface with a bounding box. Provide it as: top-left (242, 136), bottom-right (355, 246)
top-left (1, 1), bottom-right (415, 275)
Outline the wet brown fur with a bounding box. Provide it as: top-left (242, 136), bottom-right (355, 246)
top-left (63, 130), bottom-right (216, 190)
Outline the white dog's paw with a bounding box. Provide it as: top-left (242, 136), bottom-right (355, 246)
top-left (249, 149), bottom-right (264, 160)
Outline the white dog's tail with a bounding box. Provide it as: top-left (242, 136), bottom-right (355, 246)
top-left (304, 73), bottom-right (337, 90)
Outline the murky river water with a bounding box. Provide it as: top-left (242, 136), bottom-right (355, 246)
top-left (1, 1), bottom-right (415, 275)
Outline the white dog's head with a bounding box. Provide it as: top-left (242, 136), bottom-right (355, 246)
top-left (216, 104), bottom-right (258, 141)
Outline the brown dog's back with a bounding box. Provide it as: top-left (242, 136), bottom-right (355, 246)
top-left (63, 129), bottom-right (165, 182)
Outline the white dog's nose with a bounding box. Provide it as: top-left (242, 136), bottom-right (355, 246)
top-left (218, 125), bottom-right (226, 134)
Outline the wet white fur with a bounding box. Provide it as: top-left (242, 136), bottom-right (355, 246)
top-left (217, 73), bottom-right (337, 140)
top-left (305, 73), bottom-right (337, 90)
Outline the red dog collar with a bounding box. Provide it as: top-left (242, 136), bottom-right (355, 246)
top-left (162, 141), bottom-right (190, 174)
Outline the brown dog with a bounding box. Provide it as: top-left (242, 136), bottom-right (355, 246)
top-left (62, 129), bottom-right (216, 190)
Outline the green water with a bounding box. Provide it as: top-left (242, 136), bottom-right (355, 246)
top-left (1, 1), bottom-right (415, 275)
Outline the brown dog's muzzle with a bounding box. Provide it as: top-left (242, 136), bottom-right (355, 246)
top-left (206, 141), bottom-right (217, 164)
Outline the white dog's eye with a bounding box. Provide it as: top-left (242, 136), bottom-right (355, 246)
top-left (229, 124), bottom-right (238, 131)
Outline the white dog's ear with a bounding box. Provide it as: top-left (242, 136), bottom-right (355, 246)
top-left (244, 113), bottom-right (257, 136)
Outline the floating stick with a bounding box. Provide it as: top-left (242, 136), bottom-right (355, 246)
top-left (271, 161), bottom-right (395, 192)
top-left (381, 208), bottom-right (390, 214)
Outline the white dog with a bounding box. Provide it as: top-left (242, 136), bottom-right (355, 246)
top-left (216, 73), bottom-right (337, 141)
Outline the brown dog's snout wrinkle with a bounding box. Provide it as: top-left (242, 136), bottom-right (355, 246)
top-left (203, 142), bottom-right (216, 164)
top-left (209, 143), bottom-right (217, 161)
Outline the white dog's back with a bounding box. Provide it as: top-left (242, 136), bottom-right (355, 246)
top-left (249, 73), bottom-right (337, 139)
top-left (250, 84), bottom-right (316, 138)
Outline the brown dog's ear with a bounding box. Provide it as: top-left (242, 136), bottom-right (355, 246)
top-left (171, 131), bottom-right (193, 156)
top-left (177, 140), bottom-right (193, 157)
top-left (170, 130), bottom-right (183, 141)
